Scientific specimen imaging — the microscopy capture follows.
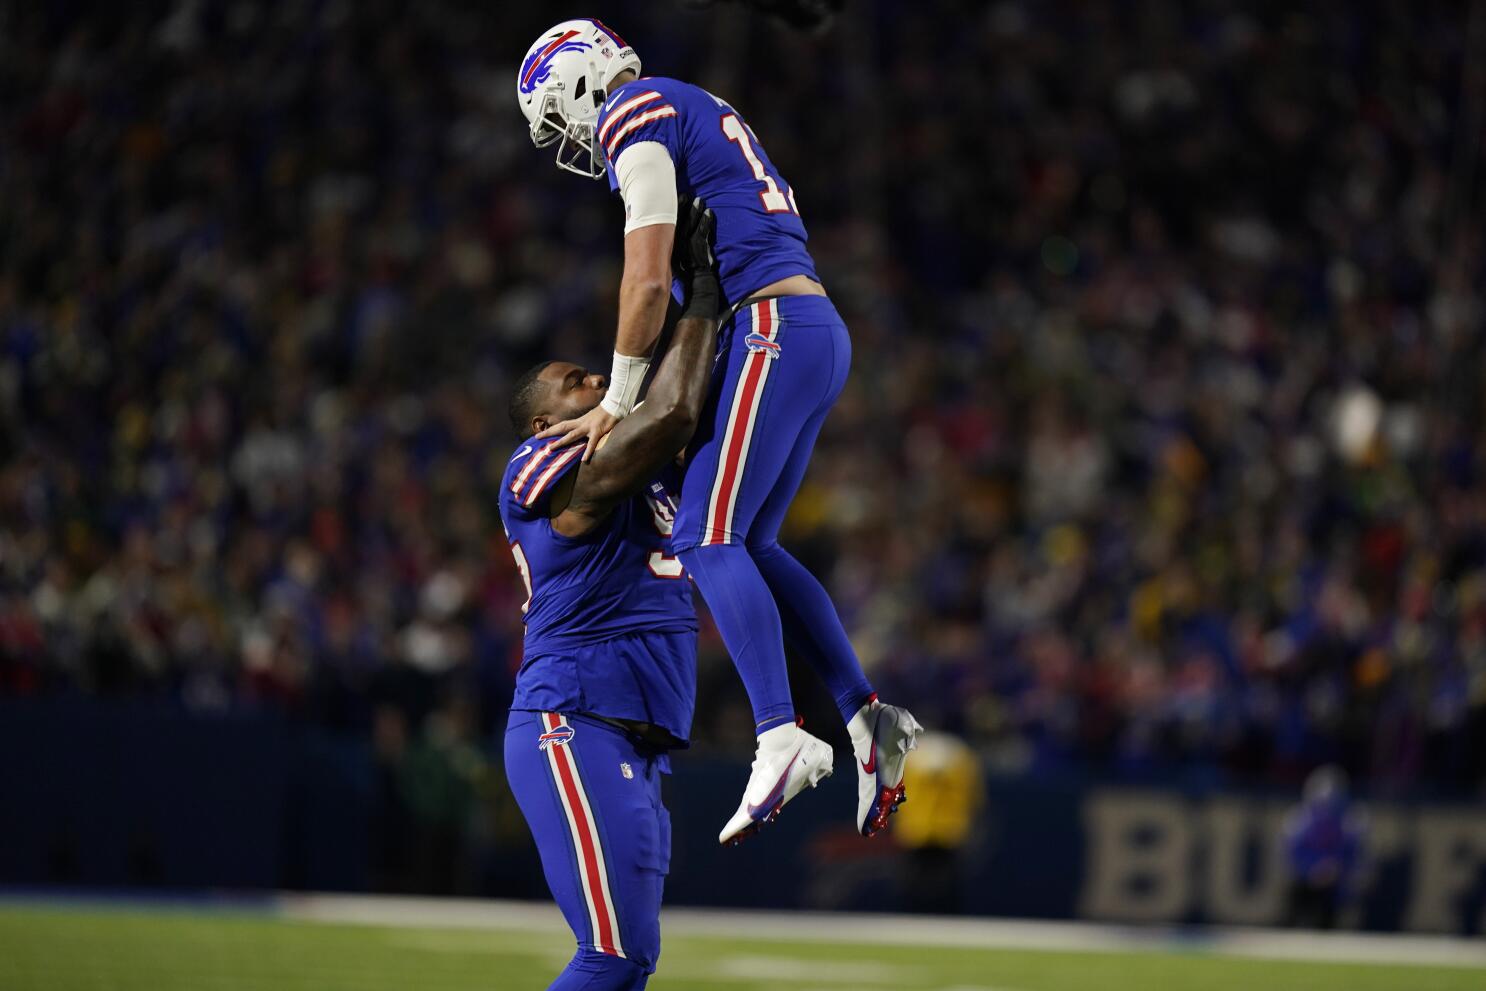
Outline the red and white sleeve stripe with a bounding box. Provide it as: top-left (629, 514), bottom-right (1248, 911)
top-left (521, 445), bottom-right (583, 507)
top-left (541, 713), bottom-right (626, 958)
top-left (603, 106), bottom-right (677, 158)
top-left (510, 441), bottom-right (582, 508)
top-left (597, 91), bottom-right (663, 145)
top-left (510, 443), bottom-right (557, 496)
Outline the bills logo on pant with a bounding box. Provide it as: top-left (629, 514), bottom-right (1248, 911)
top-left (538, 724), bottom-right (576, 751)
top-left (744, 331), bottom-right (781, 359)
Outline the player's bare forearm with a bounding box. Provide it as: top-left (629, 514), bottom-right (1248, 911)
top-left (550, 201), bottom-right (719, 536)
top-left (614, 223), bottom-right (676, 357)
top-left (533, 224), bottom-right (679, 459)
top-left (555, 307), bottom-right (715, 528)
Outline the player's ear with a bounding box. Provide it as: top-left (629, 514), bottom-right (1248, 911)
top-left (530, 414), bottom-right (549, 437)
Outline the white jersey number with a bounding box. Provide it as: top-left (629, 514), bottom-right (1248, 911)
top-left (721, 114), bottom-right (800, 216)
top-left (510, 542), bottom-right (533, 614)
top-left (646, 490), bottom-right (685, 579)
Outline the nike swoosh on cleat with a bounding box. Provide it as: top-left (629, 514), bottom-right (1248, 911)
top-left (860, 745), bottom-right (876, 774)
top-left (746, 749), bottom-right (800, 819)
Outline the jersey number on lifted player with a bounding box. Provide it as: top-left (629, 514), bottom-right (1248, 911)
top-left (511, 541), bottom-right (534, 614)
top-left (721, 115), bottom-right (800, 216)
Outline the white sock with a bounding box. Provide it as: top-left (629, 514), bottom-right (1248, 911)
top-left (846, 698), bottom-right (880, 745)
top-left (757, 721), bottom-right (798, 752)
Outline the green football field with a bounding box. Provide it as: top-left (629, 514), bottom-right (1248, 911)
top-left (1, 899), bottom-right (1481, 991)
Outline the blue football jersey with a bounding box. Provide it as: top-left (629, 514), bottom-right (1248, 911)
top-left (498, 437), bottom-right (697, 731)
top-left (597, 76), bottom-right (819, 306)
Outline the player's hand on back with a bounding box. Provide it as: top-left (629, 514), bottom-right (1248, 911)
top-left (672, 196), bottom-right (720, 316)
top-left (670, 196), bottom-right (716, 278)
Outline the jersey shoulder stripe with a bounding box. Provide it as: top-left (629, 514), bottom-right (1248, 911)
top-left (523, 446), bottom-right (582, 506)
top-left (605, 106), bottom-right (677, 158)
top-left (597, 90), bottom-right (664, 144)
top-left (509, 440), bottom-right (556, 492)
top-left (508, 440), bottom-right (582, 508)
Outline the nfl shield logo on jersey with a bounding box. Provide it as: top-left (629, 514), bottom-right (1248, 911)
top-left (744, 331), bottom-right (781, 359)
top-left (619, 762), bottom-right (634, 779)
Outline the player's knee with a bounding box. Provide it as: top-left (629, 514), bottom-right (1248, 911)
top-left (744, 536), bottom-right (782, 558)
top-left (678, 541), bottom-right (726, 559)
top-left (552, 947), bottom-right (651, 990)
top-left (676, 542), bottom-right (738, 573)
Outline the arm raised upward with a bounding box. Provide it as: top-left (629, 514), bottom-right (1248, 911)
top-left (538, 138), bottom-right (680, 461)
top-left (547, 200), bottom-right (719, 537)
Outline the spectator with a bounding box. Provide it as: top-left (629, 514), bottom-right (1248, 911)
top-left (1283, 765), bottom-right (1366, 929)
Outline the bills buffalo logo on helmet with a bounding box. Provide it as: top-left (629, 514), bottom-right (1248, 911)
top-left (745, 332), bottom-right (781, 359)
top-left (538, 724), bottom-right (576, 751)
top-left (519, 31), bottom-right (592, 95)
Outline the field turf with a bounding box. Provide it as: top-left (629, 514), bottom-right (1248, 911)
top-left (0, 900), bottom-right (1479, 991)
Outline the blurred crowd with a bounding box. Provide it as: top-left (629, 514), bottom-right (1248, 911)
top-left (2, 1), bottom-right (1484, 798)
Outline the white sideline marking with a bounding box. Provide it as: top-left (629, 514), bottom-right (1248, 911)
top-left (714, 955), bottom-right (910, 983)
top-left (276, 894), bottom-right (1486, 970)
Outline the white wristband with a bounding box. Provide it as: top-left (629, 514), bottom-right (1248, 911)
top-left (599, 351), bottom-right (651, 418)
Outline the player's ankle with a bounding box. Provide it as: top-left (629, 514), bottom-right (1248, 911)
top-left (754, 712), bottom-right (795, 735)
top-left (845, 692), bottom-right (881, 739)
top-left (756, 720), bottom-right (800, 750)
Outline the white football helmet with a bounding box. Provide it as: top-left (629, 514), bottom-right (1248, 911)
top-left (517, 18), bottom-right (641, 179)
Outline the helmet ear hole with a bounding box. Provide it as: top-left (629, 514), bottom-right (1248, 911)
top-left (574, 77), bottom-right (587, 101)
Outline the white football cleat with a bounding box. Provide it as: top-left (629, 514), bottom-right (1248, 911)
top-left (849, 698), bottom-right (923, 836)
top-left (718, 722), bottom-right (834, 846)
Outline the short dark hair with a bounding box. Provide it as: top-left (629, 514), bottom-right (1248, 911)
top-left (508, 360), bottom-right (556, 438)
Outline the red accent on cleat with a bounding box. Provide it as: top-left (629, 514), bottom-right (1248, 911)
top-left (863, 784), bottom-right (907, 836)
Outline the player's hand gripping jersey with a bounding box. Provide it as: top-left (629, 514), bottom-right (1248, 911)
top-left (597, 76), bottom-right (819, 304)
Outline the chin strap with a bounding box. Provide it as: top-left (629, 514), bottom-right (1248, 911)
top-left (599, 351), bottom-right (651, 418)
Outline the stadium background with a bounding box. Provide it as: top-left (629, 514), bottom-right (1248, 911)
top-left (3, 0), bottom-right (1486, 944)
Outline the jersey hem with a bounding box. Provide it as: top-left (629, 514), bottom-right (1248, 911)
top-left (521, 621), bottom-right (699, 657)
